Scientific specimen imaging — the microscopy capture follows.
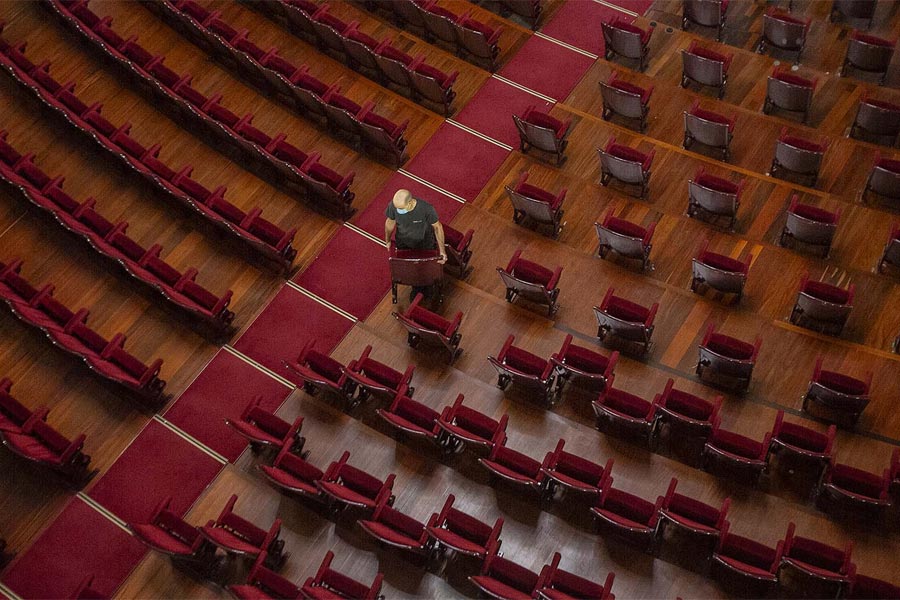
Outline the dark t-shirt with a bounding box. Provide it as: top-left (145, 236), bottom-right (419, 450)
top-left (385, 197), bottom-right (439, 249)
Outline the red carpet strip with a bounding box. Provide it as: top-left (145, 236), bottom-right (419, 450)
top-left (1, 497), bottom-right (147, 599)
top-left (454, 77), bottom-right (555, 147)
top-left (541, 0), bottom-right (634, 55)
top-left (165, 350), bottom-right (294, 462)
top-left (404, 122), bottom-right (510, 202)
top-left (601, 0), bottom-right (655, 16)
top-left (292, 227), bottom-right (391, 320)
top-left (86, 420), bottom-right (223, 523)
top-left (499, 35), bottom-right (596, 101)
top-left (352, 172), bottom-right (464, 239)
top-left (233, 284), bottom-right (354, 382)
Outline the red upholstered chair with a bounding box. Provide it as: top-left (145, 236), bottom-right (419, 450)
top-left (691, 239), bottom-right (750, 302)
top-left (598, 137), bottom-right (654, 199)
top-left (388, 242), bottom-right (443, 304)
top-left (341, 24), bottom-right (382, 78)
top-left (442, 224), bottom-right (473, 279)
top-left (696, 324), bottom-right (760, 392)
top-left (0, 378), bottom-right (48, 435)
top-left (497, 249), bottom-right (562, 316)
top-left (682, 0), bottom-right (728, 40)
top-left (469, 547), bottom-right (544, 600)
top-left (590, 479), bottom-right (663, 552)
top-left (847, 572), bottom-right (900, 600)
top-left (702, 416), bottom-right (771, 485)
top-left (128, 497), bottom-right (216, 573)
top-left (756, 8), bottom-right (810, 62)
top-left (540, 439), bottom-right (613, 500)
top-left (778, 523), bottom-right (855, 599)
top-left (602, 18), bottom-right (654, 71)
top-left (344, 344), bottom-right (415, 405)
top-left (392, 293), bottom-right (463, 363)
top-left (504, 172), bottom-right (566, 238)
top-left (656, 478), bottom-right (730, 552)
top-left (802, 357), bottom-right (871, 428)
top-left (770, 128), bottom-right (829, 188)
top-left (513, 106), bottom-right (571, 166)
top-left (455, 14), bottom-right (503, 71)
top-left (357, 103), bottom-right (409, 167)
top-left (817, 456), bottom-right (893, 513)
top-left (593, 386), bottom-right (658, 444)
top-left (408, 55), bottom-right (458, 116)
top-left (421, 3), bottom-right (461, 49)
top-left (600, 70), bottom-right (653, 132)
top-left (850, 95), bottom-right (900, 147)
top-left (830, 0), bottom-right (877, 28)
top-left (199, 494), bottom-right (286, 569)
top-left (550, 334), bottom-right (617, 397)
top-left (681, 41), bottom-right (732, 98)
top-left (593, 287), bottom-right (658, 356)
top-left (841, 32), bottom-right (895, 85)
top-left (300, 550), bottom-right (384, 600)
top-left (224, 397), bottom-right (304, 454)
top-left (287, 65), bottom-right (329, 119)
top-left (309, 5), bottom-right (352, 57)
top-left (229, 551), bottom-right (301, 600)
top-left (780, 195), bottom-right (840, 258)
top-left (711, 521), bottom-right (785, 595)
top-left (877, 222), bottom-right (900, 273)
top-left (436, 394), bottom-right (508, 454)
top-left (1, 412), bottom-right (95, 488)
top-left (789, 273), bottom-right (854, 336)
top-left (322, 88), bottom-right (363, 140)
top-left (479, 443), bottom-right (546, 494)
top-left (683, 101), bottom-right (735, 161)
top-left (536, 552), bottom-right (615, 600)
top-left (766, 410), bottom-right (836, 479)
top-left (316, 450), bottom-right (395, 513)
top-left (390, 0), bottom-right (432, 36)
top-left (864, 152), bottom-right (900, 204)
top-left (764, 67), bottom-right (817, 123)
top-left (283, 340), bottom-right (348, 401)
top-left (259, 439), bottom-right (325, 501)
top-left (650, 379), bottom-right (722, 454)
top-left (376, 392), bottom-right (441, 443)
top-left (688, 168), bottom-right (745, 231)
top-left (594, 209), bottom-right (656, 270)
top-left (374, 40), bottom-right (415, 91)
top-left (488, 334), bottom-right (557, 406)
top-left (426, 494), bottom-right (504, 560)
top-left (358, 492), bottom-right (435, 556)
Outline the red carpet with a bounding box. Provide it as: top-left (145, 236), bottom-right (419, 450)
top-left (541, 1), bottom-right (635, 55)
top-left (164, 350), bottom-right (293, 462)
top-left (499, 35), bottom-right (596, 101)
top-left (454, 78), bottom-right (555, 147)
top-left (293, 227), bottom-right (391, 320)
top-left (352, 172), bottom-right (465, 239)
top-left (233, 284), bottom-right (354, 381)
top-left (1, 497), bottom-right (147, 599)
top-left (86, 420), bottom-right (224, 523)
top-left (404, 123), bottom-right (510, 202)
top-left (602, 0), bottom-right (655, 15)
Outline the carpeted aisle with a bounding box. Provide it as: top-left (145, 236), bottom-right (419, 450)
top-left (454, 77), bottom-right (555, 147)
top-left (541, 0), bottom-right (635, 55)
top-left (602, 0), bottom-right (655, 16)
top-left (499, 35), bottom-right (597, 101)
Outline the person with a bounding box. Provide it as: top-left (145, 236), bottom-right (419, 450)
top-left (384, 189), bottom-right (446, 300)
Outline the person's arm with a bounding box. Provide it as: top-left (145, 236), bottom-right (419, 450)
top-left (433, 221), bottom-right (446, 263)
top-left (384, 218), bottom-right (396, 247)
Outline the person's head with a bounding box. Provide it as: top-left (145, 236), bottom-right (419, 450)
top-left (392, 189), bottom-right (415, 214)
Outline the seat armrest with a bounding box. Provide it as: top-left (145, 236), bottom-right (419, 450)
top-left (140, 358), bottom-right (164, 386)
top-left (101, 333), bottom-right (127, 359)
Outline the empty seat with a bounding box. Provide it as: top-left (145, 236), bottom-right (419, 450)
top-left (1, 412), bottom-right (95, 487)
top-left (259, 439), bottom-right (326, 500)
top-left (309, 5), bottom-right (352, 57)
top-left (421, 4), bottom-right (461, 48)
top-left (864, 152), bottom-right (900, 204)
top-left (301, 550), bottom-right (383, 600)
top-left (818, 455), bottom-right (893, 513)
top-left (504, 172), bottom-right (566, 238)
top-left (550, 334), bottom-right (617, 399)
top-left (767, 410), bottom-right (836, 478)
top-left (683, 101), bottom-right (735, 161)
top-left (778, 523), bottom-right (854, 599)
top-left (598, 137), bottom-right (654, 199)
top-left (764, 67), bottom-right (817, 123)
top-left (391, 0), bottom-right (431, 36)
top-left (702, 416), bottom-right (771, 484)
top-left (594, 209), bottom-right (656, 270)
top-left (590, 478), bottom-right (662, 552)
top-left (479, 443), bottom-right (546, 493)
top-left (497, 0), bottom-right (542, 30)
top-left (789, 273), bottom-right (854, 336)
top-left (877, 222), bottom-right (900, 273)
top-left (392, 293), bottom-right (463, 363)
top-left (426, 494), bottom-right (503, 559)
top-left (770, 128), bottom-right (829, 188)
top-left (229, 551), bottom-right (301, 600)
top-left (488, 334), bottom-right (556, 405)
top-left (224, 397), bottom-right (304, 453)
top-left (358, 492), bottom-right (433, 556)
top-left (593, 287), bottom-right (658, 356)
top-left (802, 357), bottom-right (871, 427)
top-left (374, 41), bottom-right (415, 92)
top-left (780, 195), bottom-right (840, 258)
top-left (656, 477), bottom-right (730, 552)
top-left (322, 88), bottom-right (363, 139)
top-left (442, 224), bottom-right (474, 279)
top-left (455, 15), bottom-right (503, 71)
top-left (756, 8), bottom-right (810, 62)
top-left (408, 56), bottom-right (458, 116)
top-left (691, 240), bottom-right (751, 301)
top-left (651, 379), bottom-right (722, 453)
top-left (317, 450), bottom-right (395, 512)
top-left (199, 495), bottom-right (285, 567)
top-left (841, 31), bottom-right (895, 84)
top-left (388, 242), bottom-right (443, 304)
top-left (711, 521), bottom-right (785, 595)
top-left (830, 0), bottom-right (877, 28)
top-left (593, 385), bottom-right (658, 444)
top-left (496, 249), bottom-right (562, 315)
top-left (602, 18), bottom-right (653, 71)
top-left (540, 439), bottom-right (613, 500)
top-left (357, 104), bottom-right (409, 166)
top-left (682, 0), bottom-right (728, 40)
top-left (681, 41), bottom-right (732, 98)
top-left (288, 65), bottom-right (329, 118)
top-left (376, 392), bottom-right (441, 443)
top-left (513, 106), bottom-right (571, 166)
top-left (600, 70), bottom-right (653, 132)
top-left (850, 96), bottom-right (900, 147)
top-left (344, 345), bottom-right (415, 405)
top-left (470, 548), bottom-right (542, 600)
top-left (436, 394), bottom-right (508, 454)
top-left (340, 24), bottom-right (381, 77)
top-left (695, 324), bottom-right (760, 392)
top-left (0, 378), bottom-right (47, 435)
top-left (537, 552), bottom-right (615, 600)
top-left (128, 497), bottom-right (217, 574)
top-left (282, 339), bottom-right (348, 399)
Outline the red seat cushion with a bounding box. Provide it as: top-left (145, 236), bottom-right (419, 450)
top-left (130, 524), bottom-right (195, 555)
top-left (792, 203), bottom-right (837, 223)
top-left (305, 351), bottom-right (344, 383)
top-left (782, 135), bottom-right (825, 153)
top-left (260, 464), bottom-right (320, 495)
top-left (605, 216), bottom-right (646, 238)
top-left (864, 98), bottom-right (900, 112)
top-left (719, 533), bottom-right (777, 572)
top-left (667, 493), bottom-right (720, 528)
top-left (505, 345), bottom-right (548, 376)
top-left (317, 481), bottom-right (378, 508)
top-left (665, 390), bottom-right (714, 421)
top-left (853, 33), bottom-right (895, 47)
top-left (561, 343), bottom-right (607, 374)
top-left (789, 538), bottom-right (845, 573)
top-left (830, 464), bottom-right (884, 498)
top-left (689, 45), bottom-right (729, 63)
top-left (515, 181), bottom-right (556, 205)
top-left (817, 370), bottom-right (867, 395)
top-left (699, 251), bottom-right (745, 273)
top-left (778, 422), bottom-right (828, 452)
top-left (696, 173), bottom-right (739, 193)
top-left (359, 520), bottom-right (422, 549)
top-left (409, 306), bottom-right (452, 334)
top-left (2, 431), bottom-right (60, 463)
top-left (606, 296), bottom-right (649, 322)
top-left (802, 280), bottom-right (849, 304)
top-left (709, 428), bottom-right (763, 459)
top-left (428, 527), bottom-right (487, 555)
top-left (512, 258), bottom-right (553, 287)
top-left (525, 111), bottom-right (565, 134)
top-left (471, 576), bottom-right (534, 600)
top-left (608, 144), bottom-right (648, 164)
top-left (773, 71), bottom-right (815, 87)
top-left (603, 389), bottom-right (652, 419)
top-left (706, 334), bottom-right (754, 359)
top-left (691, 107), bottom-right (731, 124)
top-left (609, 79), bottom-right (647, 97)
top-left (358, 360), bottom-right (403, 389)
top-left (603, 488), bottom-right (655, 525)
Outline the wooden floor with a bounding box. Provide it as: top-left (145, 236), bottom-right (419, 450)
top-left (1, 0), bottom-right (899, 598)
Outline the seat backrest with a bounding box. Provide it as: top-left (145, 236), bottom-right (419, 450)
top-left (338, 463), bottom-right (384, 499)
top-left (856, 100), bottom-right (900, 136)
top-left (684, 0), bottom-right (723, 26)
top-left (600, 82), bottom-right (643, 118)
top-left (246, 406), bottom-right (290, 439)
top-left (682, 50), bottom-right (725, 86)
top-left (767, 74), bottom-right (814, 111)
top-left (515, 117), bottom-right (560, 153)
top-left (602, 21), bottom-right (646, 58)
top-left (389, 253), bottom-right (443, 287)
top-left (689, 176), bottom-right (739, 215)
top-left (446, 507), bottom-right (492, 543)
top-left (220, 511), bottom-right (267, 547)
top-left (600, 150), bottom-right (646, 184)
top-left (846, 34), bottom-right (895, 72)
top-left (455, 406), bottom-right (498, 440)
top-left (684, 112), bottom-right (730, 146)
top-left (487, 556), bottom-right (540, 593)
top-left (763, 12), bottom-right (808, 49)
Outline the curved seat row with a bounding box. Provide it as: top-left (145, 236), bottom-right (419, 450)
top-left (127, 0), bottom-right (410, 167)
top-left (0, 259), bottom-right (167, 405)
top-left (44, 0), bottom-right (356, 217)
top-left (0, 30), bottom-right (298, 270)
top-left (0, 133), bottom-right (235, 334)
